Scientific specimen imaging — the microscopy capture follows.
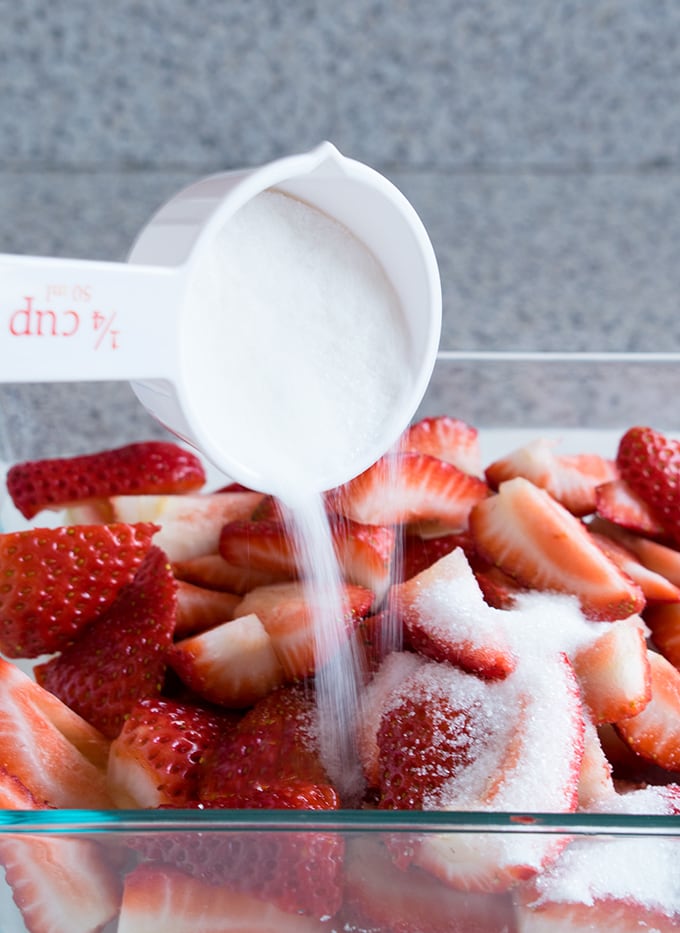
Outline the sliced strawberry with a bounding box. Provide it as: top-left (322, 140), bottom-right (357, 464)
top-left (175, 580), bottom-right (240, 637)
top-left (646, 601), bottom-right (680, 668)
top-left (589, 530), bottom-right (680, 603)
top-left (118, 862), bottom-right (329, 932)
top-left (617, 425), bottom-right (680, 544)
top-left (594, 477), bottom-right (666, 535)
top-left (400, 415), bottom-right (482, 475)
top-left (168, 614), bottom-right (287, 708)
top-left (614, 649), bottom-right (680, 771)
top-left (0, 656), bottom-right (113, 808)
top-left (330, 451), bottom-right (489, 530)
top-left (330, 516), bottom-right (396, 602)
top-left (516, 884), bottom-right (679, 933)
top-left (589, 517), bottom-right (680, 587)
top-left (218, 519), bottom-right (296, 575)
top-left (199, 684), bottom-right (339, 809)
top-left (375, 653), bottom-right (584, 892)
top-left (390, 548), bottom-right (516, 680)
top-left (399, 530), bottom-right (476, 581)
top-left (107, 696), bottom-right (230, 808)
top-left (0, 836), bottom-right (121, 933)
top-left (572, 617), bottom-right (652, 724)
top-left (111, 491), bottom-right (264, 561)
top-left (485, 437), bottom-right (617, 516)
top-left (342, 836), bottom-right (515, 933)
top-left (470, 477), bottom-right (645, 621)
top-left (5, 440), bottom-right (206, 519)
top-left (172, 553), bottom-right (294, 594)
top-left (35, 546), bottom-right (177, 738)
top-left (474, 563), bottom-right (529, 609)
top-left (577, 713), bottom-right (615, 809)
top-left (0, 521), bottom-right (158, 657)
top-left (233, 581), bottom-right (373, 680)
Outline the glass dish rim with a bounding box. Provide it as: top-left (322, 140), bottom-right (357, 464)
top-left (0, 809), bottom-right (678, 836)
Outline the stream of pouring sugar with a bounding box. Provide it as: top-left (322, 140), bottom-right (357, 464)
top-left (282, 497), bottom-right (367, 803)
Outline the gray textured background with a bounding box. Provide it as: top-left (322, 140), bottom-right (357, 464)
top-left (2, 1), bottom-right (680, 460)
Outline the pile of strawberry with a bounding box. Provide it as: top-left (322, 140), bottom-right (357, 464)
top-left (2, 422), bottom-right (680, 930)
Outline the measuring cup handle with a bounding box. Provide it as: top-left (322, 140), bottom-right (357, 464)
top-left (0, 254), bottom-right (180, 383)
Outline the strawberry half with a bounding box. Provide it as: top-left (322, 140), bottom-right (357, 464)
top-left (614, 649), bottom-right (680, 772)
top-left (168, 613), bottom-right (287, 708)
top-left (399, 415), bottom-right (483, 475)
top-left (0, 656), bottom-right (113, 809)
top-left (470, 477), bottom-right (645, 621)
top-left (329, 451), bottom-right (489, 530)
top-left (107, 696), bottom-right (232, 807)
top-left (485, 437), bottom-right (617, 516)
top-left (232, 581), bottom-right (373, 681)
top-left (6, 440), bottom-right (206, 519)
top-left (389, 548), bottom-right (516, 680)
top-left (199, 683), bottom-right (339, 809)
top-left (594, 477), bottom-right (666, 536)
top-left (118, 862), bottom-right (328, 932)
top-left (617, 425), bottom-right (680, 544)
top-left (0, 837), bottom-right (121, 933)
top-left (0, 521), bottom-right (158, 657)
top-left (175, 580), bottom-right (240, 638)
top-left (35, 546), bottom-right (177, 738)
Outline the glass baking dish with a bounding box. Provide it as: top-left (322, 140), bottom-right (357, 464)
top-left (0, 351), bottom-right (679, 932)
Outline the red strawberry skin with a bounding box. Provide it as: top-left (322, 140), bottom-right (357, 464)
top-left (107, 697), bottom-right (230, 807)
top-left (6, 441), bottom-right (206, 519)
top-left (35, 546), bottom-right (177, 738)
top-left (0, 522), bottom-right (159, 657)
top-left (199, 684), bottom-right (339, 809)
top-left (617, 426), bottom-right (680, 542)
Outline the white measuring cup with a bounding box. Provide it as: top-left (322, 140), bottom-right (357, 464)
top-left (0, 142), bottom-right (441, 493)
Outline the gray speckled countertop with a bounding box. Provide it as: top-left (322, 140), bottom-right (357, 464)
top-left (2, 1), bottom-right (680, 461)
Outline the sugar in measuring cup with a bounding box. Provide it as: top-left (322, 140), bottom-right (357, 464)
top-left (0, 143), bottom-right (441, 497)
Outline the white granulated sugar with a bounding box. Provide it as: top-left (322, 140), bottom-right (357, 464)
top-left (183, 188), bottom-right (412, 500)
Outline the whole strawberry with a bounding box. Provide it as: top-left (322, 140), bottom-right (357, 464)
top-left (0, 522), bottom-right (159, 657)
top-left (617, 426), bottom-right (680, 543)
top-left (6, 441), bottom-right (206, 519)
top-left (35, 546), bottom-right (177, 738)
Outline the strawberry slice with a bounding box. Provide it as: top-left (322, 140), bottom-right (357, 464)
top-left (373, 653), bottom-right (584, 892)
top-left (474, 563), bottom-right (529, 609)
top-left (0, 837), bottom-right (121, 933)
top-left (5, 440), bottom-right (206, 519)
top-left (168, 613), bottom-right (287, 708)
top-left (0, 521), bottom-right (158, 657)
top-left (614, 649), bottom-right (680, 771)
top-left (577, 713), bottom-right (615, 809)
top-left (588, 530), bottom-right (680, 603)
top-left (485, 437), bottom-right (617, 516)
top-left (399, 530), bottom-right (476, 581)
top-left (469, 477), bottom-right (645, 621)
top-left (35, 546), bottom-right (177, 738)
top-left (107, 696), bottom-right (231, 807)
top-left (617, 425), bottom-right (680, 544)
top-left (389, 548), bottom-right (516, 680)
top-left (118, 863), bottom-right (328, 932)
top-left (329, 451), bottom-right (489, 530)
top-left (589, 517), bottom-right (680, 587)
top-left (646, 602), bottom-right (680, 669)
top-left (572, 617), bottom-right (652, 724)
top-left (232, 581), bottom-right (373, 680)
top-left (175, 580), bottom-right (240, 638)
top-left (0, 656), bottom-right (113, 809)
top-left (595, 477), bottom-right (666, 535)
top-left (342, 836), bottom-right (515, 933)
top-left (399, 415), bottom-right (482, 476)
top-left (173, 553), bottom-right (294, 594)
top-left (111, 491), bottom-right (264, 561)
top-left (199, 684), bottom-right (339, 809)
top-left (219, 517), bottom-right (396, 603)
